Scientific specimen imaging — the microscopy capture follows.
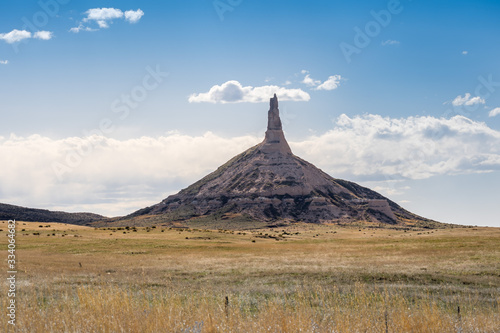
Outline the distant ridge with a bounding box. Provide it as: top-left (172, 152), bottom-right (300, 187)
top-left (0, 203), bottom-right (105, 225)
top-left (99, 94), bottom-right (441, 229)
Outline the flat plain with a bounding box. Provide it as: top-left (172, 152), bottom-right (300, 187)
top-left (1, 220), bottom-right (499, 332)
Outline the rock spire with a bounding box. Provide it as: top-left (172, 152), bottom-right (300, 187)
top-left (261, 94), bottom-right (292, 154)
top-left (102, 94), bottom-right (436, 229)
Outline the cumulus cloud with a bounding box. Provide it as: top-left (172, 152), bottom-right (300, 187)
top-left (489, 107), bottom-right (500, 117)
top-left (0, 60), bottom-right (8, 65)
top-left (33, 31), bottom-right (53, 40)
top-left (70, 8), bottom-right (144, 32)
top-left (3, 114), bottom-right (500, 216)
top-left (301, 71), bottom-right (343, 91)
top-left (124, 9), bottom-right (145, 23)
top-left (291, 114), bottom-right (500, 181)
top-left (0, 133), bottom-right (260, 216)
top-left (452, 93), bottom-right (485, 106)
top-left (302, 74), bottom-right (321, 87)
top-left (381, 40), bottom-right (400, 46)
top-left (85, 8), bottom-right (124, 21)
top-left (0, 29), bottom-right (31, 43)
top-left (0, 29), bottom-right (52, 43)
top-left (316, 75), bottom-right (342, 91)
top-left (188, 80), bottom-right (310, 103)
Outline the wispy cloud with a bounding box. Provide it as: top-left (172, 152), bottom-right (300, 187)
top-left (0, 60), bottom-right (8, 65)
top-left (462, 51), bottom-right (468, 55)
top-left (451, 93), bottom-right (485, 106)
top-left (373, 185), bottom-right (410, 196)
top-left (381, 40), bottom-right (400, 46)
top-left (0, 29), bottom-right (53, 43)
top-left (188, 80), bottom-right (310, 103)
top-left (489, 107), bottom-right (500, 117)
top-left (301, 71), bottom-right (343, 91)
top-left (70, 8), bottom-right (144, 33)
top-left (69, 25), bottom-right (97, 33)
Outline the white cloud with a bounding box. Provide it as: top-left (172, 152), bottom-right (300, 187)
top-left (33, 31), bottom-right (53, 40)
top-left (0, 60), bottom-right (8, 65)
top-left (381, 40), bottom-right (400, 46)
top-left (188, 80), bottom-right (310, 103)
top-left (301, 72), bottom-right (343, 91)
top-left (452, 93), bottom-right (485, 106)
top-left (302, 74), bottom-right (321, 87)
top-left (96, 20), bottom-right (110, 28)
top-left (84, 8), bottom-right (124, 22)
top-left (462, 51), bottom-right (468, 55)
top-left (489, 107), bottom-right (500, 117)
top-left (316, 75), bottom-right (342, 91)
top-left (0, 133), bottom-right (260, 216)
top-left (0, 29), bottom-right (53, 43)
top-left (291, 114), bottom-right (500, 181)
top-left (373, 185), bottom-right (410, 196)
top-left (2, 114), bottom-right (500, 216)
top-left (69, 24), bottom-right (97, 33)
top-left (71, 7), bottom-right (144, 32)
top-left (0, 29), bottom-right (32, 43)
top-left (124, 9), bottom-right (145, 23)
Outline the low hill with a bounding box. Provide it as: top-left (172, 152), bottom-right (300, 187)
top-left (0, 203), bottom-right (105, 225)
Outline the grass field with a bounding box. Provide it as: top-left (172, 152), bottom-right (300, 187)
top-left (1, 220), bottom-right (499, 332)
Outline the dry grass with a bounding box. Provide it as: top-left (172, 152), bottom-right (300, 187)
top-left (1, 221), bottom-right (499, 332)
top-left (3, 282), bottom-right (499, 332)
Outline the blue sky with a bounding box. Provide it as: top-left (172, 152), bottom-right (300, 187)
top-left (1, 0), bottom-right (500, 227)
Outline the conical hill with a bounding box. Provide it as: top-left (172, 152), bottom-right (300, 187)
top-left (101, 94), bottom-right (438, 229)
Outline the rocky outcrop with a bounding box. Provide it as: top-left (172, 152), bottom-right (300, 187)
top-left (120, 94), bottom-right (434, 227)
top-left (261, 93), bottom-right (292, 154)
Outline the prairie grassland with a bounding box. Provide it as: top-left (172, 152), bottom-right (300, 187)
top-left (1, 221), bottom-right (499, 332)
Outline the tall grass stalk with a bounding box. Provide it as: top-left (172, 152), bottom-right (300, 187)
top-left (2, 282), bottom-right (498, 332)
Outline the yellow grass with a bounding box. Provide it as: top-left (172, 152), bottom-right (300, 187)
top-left (1, 221), bottom-right (499, 332)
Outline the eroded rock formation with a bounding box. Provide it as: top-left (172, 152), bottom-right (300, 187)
top-left (121, 95), bottom-right (432, 227)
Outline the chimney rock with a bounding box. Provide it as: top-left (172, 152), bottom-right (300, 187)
top-left (261, 94), bottom-right (292, 154)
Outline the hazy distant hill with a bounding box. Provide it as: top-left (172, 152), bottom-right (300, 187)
top-left (0, 203), bottom-right (105, 225)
